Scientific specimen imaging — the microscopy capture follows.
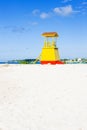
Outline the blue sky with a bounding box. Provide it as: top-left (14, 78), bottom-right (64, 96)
top-left (0, 0), bottom-right (87, 61)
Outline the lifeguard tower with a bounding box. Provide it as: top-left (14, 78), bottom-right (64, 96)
top-left (40, 32), bottom-right (64, 64)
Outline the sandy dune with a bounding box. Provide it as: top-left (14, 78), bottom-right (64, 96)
top-left (0, 64), bottom-right (87, 130)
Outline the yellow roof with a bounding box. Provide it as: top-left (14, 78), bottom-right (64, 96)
top-left (42, 32), bottom-right (59, 37)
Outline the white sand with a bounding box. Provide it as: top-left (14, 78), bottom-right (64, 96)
top-left (0, 64), bottom-right (87, 130)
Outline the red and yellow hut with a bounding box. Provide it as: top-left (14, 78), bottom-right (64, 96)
top-left (40, 32), bottom-right (64, 64)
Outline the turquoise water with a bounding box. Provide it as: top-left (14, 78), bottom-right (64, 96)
top-left (0, 61), bottom-right (86, 64)
top-left (0, 61), bottom-right (40, 64)
top-left (0, 61), bottom-right (19, 64)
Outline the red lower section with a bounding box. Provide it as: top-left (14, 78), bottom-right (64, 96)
top-left (40, 61), bottom-right (64, 65)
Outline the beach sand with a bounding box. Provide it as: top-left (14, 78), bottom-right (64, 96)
top-left (0, 64), bottom-right (87, 130)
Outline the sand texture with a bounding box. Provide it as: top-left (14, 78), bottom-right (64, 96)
top-left (0, 64), bottom-right (87, 130)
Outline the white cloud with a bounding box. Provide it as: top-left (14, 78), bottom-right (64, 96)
top-left (0, 26), bottom-right (30, 33)
top-left (32, 9), bottom-right (51, 19)
top-left (62, 0), bottom-right (72, 3)
top-left (76, 2), bottom-right (87, 15)
top-left (53, 5), bottom-right (73, 16)
top-left (32, 9), bottom-right (40, 15)
top-left (31, 22), bottom-right (38, 25)
top-left (11, 26), bottom-right (30, 33)
top-left (32, 5), bottom-right (80, 19)
top-left (40, 12), bottom-right (50, 19)
top-left (28, 21), bottom-right (38, 26)
top-left (82, 2), bottom-right (87, 5)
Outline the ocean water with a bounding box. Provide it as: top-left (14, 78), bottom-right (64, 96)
top-left (0, 61), bottom-right (40, 64)
top-left (0, 62), bottom-right (6, 64)
top-left (0, 61), bottom-right (19, 64)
